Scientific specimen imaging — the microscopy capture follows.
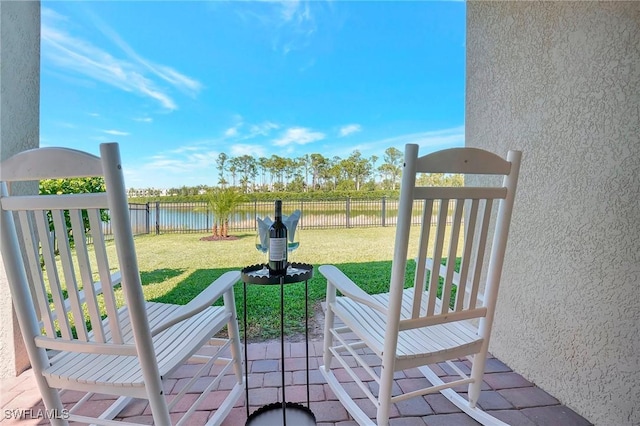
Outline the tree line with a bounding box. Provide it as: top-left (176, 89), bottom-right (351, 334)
top-left (128, 147), bottom-right (463, 197)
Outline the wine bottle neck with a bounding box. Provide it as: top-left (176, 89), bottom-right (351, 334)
top-left (274, 200), bottom-right (283, 220)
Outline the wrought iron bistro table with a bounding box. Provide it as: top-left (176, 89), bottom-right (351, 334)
top-left (241, 263), bottom-right (316, 426)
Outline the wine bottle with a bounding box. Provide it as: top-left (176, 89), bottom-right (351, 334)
top-left (268, 200), bottom-right (288, 275)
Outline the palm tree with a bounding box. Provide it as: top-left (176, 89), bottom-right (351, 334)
top-left (216, 152), bottom-right (228, 188)
top-left (207, 188), bottom-right (245, 238)
top-left (379, 147), bottom-right (403, 189)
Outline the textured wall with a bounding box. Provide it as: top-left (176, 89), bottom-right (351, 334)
top-left (466, 3), bottom-right (640, 425)
top-left (0, 1), bottom-right (40, 378)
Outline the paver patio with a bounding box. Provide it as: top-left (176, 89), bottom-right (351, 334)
top-left (1, 338), bottom-right (592, 425)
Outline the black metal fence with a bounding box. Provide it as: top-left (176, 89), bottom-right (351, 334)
top-left (130, 203), bottom-right (151, 235)
top-left (121, 198), bottom-right (414, 235)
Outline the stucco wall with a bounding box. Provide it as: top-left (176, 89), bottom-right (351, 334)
top-left (466, 3), bottom-right (640, 425)
top-left (0, 0), bottom-right (40, 378)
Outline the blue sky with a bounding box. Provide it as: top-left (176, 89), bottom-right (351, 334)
top-left (40, 1), bottom-right (466, 189)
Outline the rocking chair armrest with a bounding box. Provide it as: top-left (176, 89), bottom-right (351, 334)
top-left (319, 265), bottom-right (387, 314)
top-left (35, 336), bottom-right (138, 356)
top-left (151, 270), bottom-right (241, 336)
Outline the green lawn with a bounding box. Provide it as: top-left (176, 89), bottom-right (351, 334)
top-left (129, 228), bottom-right (403, 340)
top-left (113, 227), bottom-right (455, 340)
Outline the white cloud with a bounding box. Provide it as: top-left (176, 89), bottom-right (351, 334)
top-left (339, 124), bottom-right (362, 137)
top-left (230, 144), bottom-right (267, 157)
top-left (253, 0), bottom-right (304, 23)
top-left (152, 65), bottom-right (203, 96)
top-left (41, 7), bottom-right (68, 24)
top-left (407, 126), bottom-right (465, 150)
top-left (224, 120), bottom-right (280, 140)
top-left (240, 1), bottom-right (317, 55)
top-left (133, 117), bottom-right (153, 123)
top-left (248, 121), bottom-right (280, 137)
top-left (103, 129), bottom-right (130, 136)
top-left (41, 8), bottom-right (202, 110)
top-left (327, 126), bottom-right (465, 158)
top-left (144, 156), bottom-right (187, 173)
top-left (125, 145), bottom-right (226, 188)
top-left (372, 126), bottom-right (464, 151)
top-left (94, 16), bottom-right (203, 96)
top-left (273, 127), bottom-right (325, 146)
top-left (279, 0), bottom-right (301, 22)
top-left (225, 127), bottom-right (239, 137)
top-left (187, 152), bottom-right (221, 167)
top-left (169, 144), bottom-right (207, 155)
top-left (144, 150), bottom-right (219, 173)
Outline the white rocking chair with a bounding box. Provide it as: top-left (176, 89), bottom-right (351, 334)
top-left (0, 143), bottom-right (244, 425)
top-left (319, 144), bottom-right (521, 425)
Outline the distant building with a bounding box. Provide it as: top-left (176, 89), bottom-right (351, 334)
top-left (126, 188), bottom-right (170, 197)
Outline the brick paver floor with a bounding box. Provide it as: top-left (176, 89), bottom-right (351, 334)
top-left (0, 338), bottom-right (592, 425)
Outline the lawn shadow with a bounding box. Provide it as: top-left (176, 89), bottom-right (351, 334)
top-left (234, 232), bottom-right (255, 239)
top-left (148, 267), bottom-right (239, 305)
top-left (140, 268), bottom-right (186, 286)
top-left (146, 260), bottom-right (454, 342)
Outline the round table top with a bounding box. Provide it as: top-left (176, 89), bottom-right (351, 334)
top-left (241, 263), bottom-right (313, 285)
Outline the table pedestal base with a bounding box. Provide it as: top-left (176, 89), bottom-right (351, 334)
top-left (246, 402), bottom-right (316, 425)
top-left (242, 264), bottom-right (315, 425)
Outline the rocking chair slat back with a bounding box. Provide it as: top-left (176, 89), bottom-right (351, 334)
top-left (455, 198), bottom-right (479, 311)
top-left (396, 148), bottom-right (519, 330)
top-left (2, 174), bottom-right (124, 346)
top-left (69, 208), bottom-right (105, 342)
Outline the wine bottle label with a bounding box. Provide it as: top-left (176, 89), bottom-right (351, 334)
top-left (269, 238), bottom-right (287, 261)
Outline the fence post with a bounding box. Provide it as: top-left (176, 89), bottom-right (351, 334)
top-left (300, 200), bottom-right (304, 230)
top-left (206, 204), bottom-right (210, 233)
top-left (155, 201), bottom-right (160, 235)
top-left (381, 196), bottom-right (386, 227)
top-left (145, 202), bottom-right (150, 234)
top-left (254, 200), bottom-right (258, 231)
top-left (346, 197), bottom-right (351, 228)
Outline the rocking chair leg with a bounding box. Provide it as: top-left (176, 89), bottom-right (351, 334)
top-left (31, 361), bottom-right (68, 425)
top-left (376, 363), bottom-right (395, 426)
top-left (468, 350), bottom-right (489, 408)
top-left (224, 289), bottom-right (244, 384)
top-left (323, 286), bottom-right (337, 370)
top-left (40, 387), bottom-right (68, 426)
top-left (322, 316), bottom-right (334, 370)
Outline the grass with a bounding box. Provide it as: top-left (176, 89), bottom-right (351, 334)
top-left (85, 226), bottom-right (460, 340)
top-left (126, 228), bottom-right (399, 340)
